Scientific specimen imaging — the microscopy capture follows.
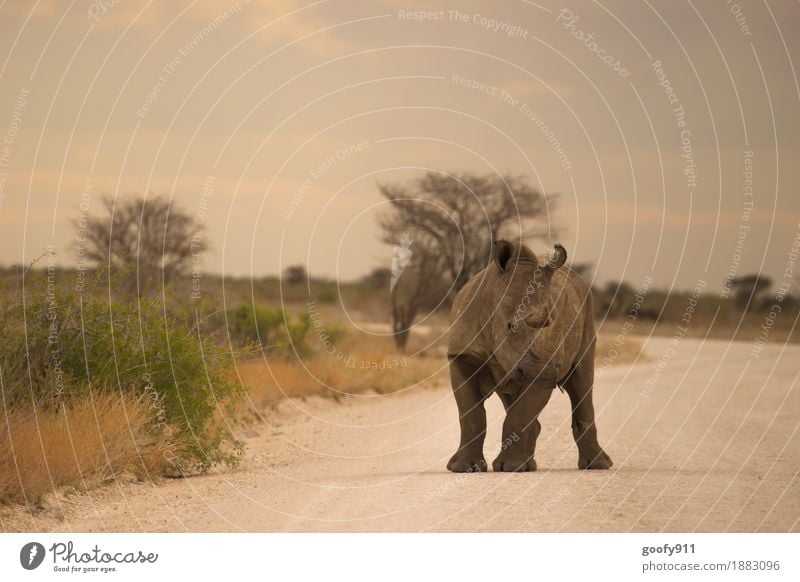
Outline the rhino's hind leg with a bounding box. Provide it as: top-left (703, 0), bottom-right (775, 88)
top-left (493, 386), bottom-right (551, 472)
top-left (447, 357), bottom-right (488, 473)
top-left (562, 346), bottom-right (613, 470)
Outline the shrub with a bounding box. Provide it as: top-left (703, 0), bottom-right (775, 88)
top-left (226, 304), bottom-right (315, 357)
top-left (0, 269), bottom-right (243, 476)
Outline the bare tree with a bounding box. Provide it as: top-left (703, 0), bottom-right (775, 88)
top-left (76, 194), bottom-right (204, 292)
top-left (378, 171), bottom-right (555, 349)
top-left (379, 172), bottom-right (554, 293)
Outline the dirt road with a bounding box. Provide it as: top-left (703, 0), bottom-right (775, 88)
top-left (5, 337), bottom-right (799, 532)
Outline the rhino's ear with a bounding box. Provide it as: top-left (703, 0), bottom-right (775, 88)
top-left (492, 240), bottom-right (514, 272)
top-left (545, 244), bottom-right (567, 271)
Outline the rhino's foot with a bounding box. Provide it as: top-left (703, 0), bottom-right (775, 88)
top-left (447, 451), bottom-right (487, 473)
top-left (492, 453), bottom-right (537, 472)
top-left (578, 448), bottom-right (613, 470)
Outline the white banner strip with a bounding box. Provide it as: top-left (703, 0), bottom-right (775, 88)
top-left (1, 533), bottom-right (797, 581)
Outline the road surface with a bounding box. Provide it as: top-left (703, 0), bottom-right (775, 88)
top-left (5, 337), bottom-right (799, 532)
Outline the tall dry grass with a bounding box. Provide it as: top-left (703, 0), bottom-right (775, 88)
top-left (236, 325), bottom-right (447, 418)
top-left (0, 393), bottom-right (168, 503)
top-left (237, 354), bottom-right (446, 414)
top-left (595, 332), bottom-right (647, 366)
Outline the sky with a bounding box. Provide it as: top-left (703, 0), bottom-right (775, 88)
top-left (1, 0), bottom-right (799, 295)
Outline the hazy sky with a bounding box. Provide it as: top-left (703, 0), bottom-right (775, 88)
top-left (1, 0), bottom-right (799, 294)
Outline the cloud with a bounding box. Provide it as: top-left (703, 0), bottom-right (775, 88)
top-left (232, 0), bottom-right (362, 56)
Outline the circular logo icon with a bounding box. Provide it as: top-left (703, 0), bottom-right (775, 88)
top-left (20, 542), bottom-right (46, 570)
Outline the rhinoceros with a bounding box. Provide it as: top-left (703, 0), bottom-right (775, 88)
top-left (446, 240), bottom-right (612, 472)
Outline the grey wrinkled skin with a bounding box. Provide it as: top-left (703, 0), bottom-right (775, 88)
top-left (446, 240), bottom-right (613, 473)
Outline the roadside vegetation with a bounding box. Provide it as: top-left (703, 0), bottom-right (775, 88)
top-left (2, 179), bottom-right (796, 510)
top-left (0, 266), bottom-right (242, 503)
top-left (0, 266), bottom-right (443, 505)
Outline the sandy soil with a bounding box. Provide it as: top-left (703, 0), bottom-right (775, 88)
top-left (3, 337), bottom-right (799, 532)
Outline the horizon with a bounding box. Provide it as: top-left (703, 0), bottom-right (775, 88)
top-left (2, 256), bottom-right (781, 298)
top-left (1, 0), bottom-right (799, 297)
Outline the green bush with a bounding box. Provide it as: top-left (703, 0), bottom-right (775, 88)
top-left (227, 304), bottom-right (314, 357)
top-left (0, 270), bottom-right (243, 474)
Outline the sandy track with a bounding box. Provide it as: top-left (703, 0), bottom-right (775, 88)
top-left (4, 337), bottom-right (799, 532)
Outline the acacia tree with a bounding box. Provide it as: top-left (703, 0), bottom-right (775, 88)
top-left (77, 194), bottom-right (204, 292)
top-left (730, 274), bottom-right (772, 311)
top-left (283, 265), bottom-right (307, 285)
top-left (378, 171), bottom-right (555, 350)
top-left (599, 280), bottom-right (635, 319)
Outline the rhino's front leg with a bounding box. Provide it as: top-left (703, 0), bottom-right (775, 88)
top-left (563, 345), bottom-right (613, 470)
top-left (447, 356), bottom-right (488, 473)
top-left (493, 385), bottom-right (552, 472)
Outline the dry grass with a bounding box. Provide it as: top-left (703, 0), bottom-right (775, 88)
top-left (595, 332), bottom-right (647, 367)
top-left (0, 393), bottom-right (168, 504)
top-left (236, 326), bottom-right (447, 418)
top-left (237, 355), bottom-right (446, 414)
